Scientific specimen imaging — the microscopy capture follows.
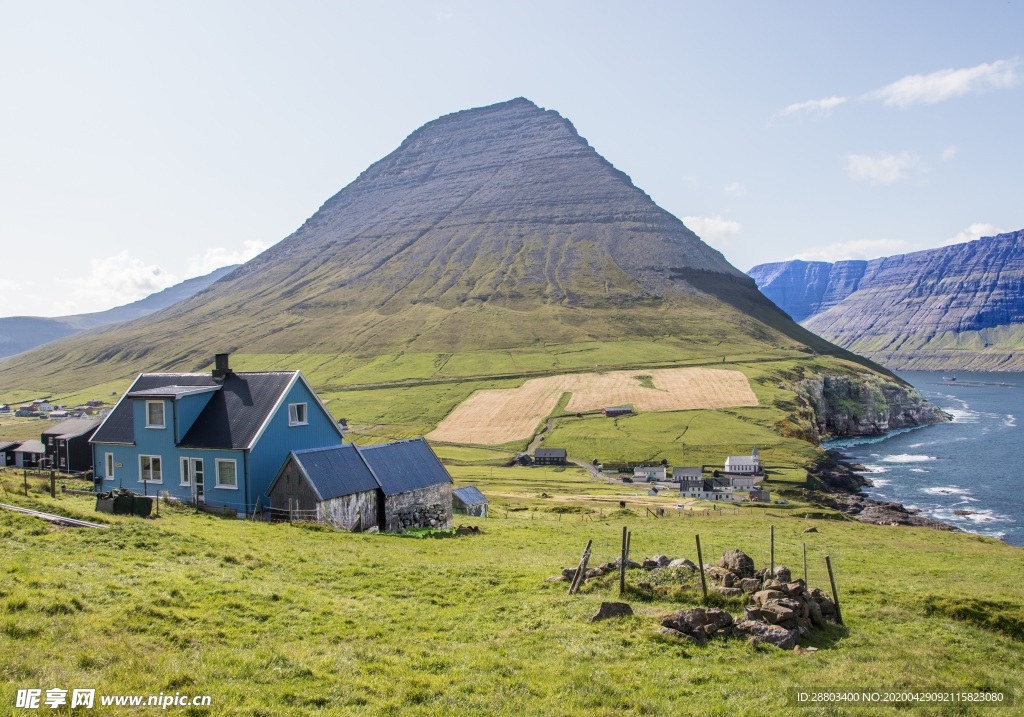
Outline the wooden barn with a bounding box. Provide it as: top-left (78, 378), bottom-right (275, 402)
top-left (452, 485), bottom-right (489, 517)
top-left (266, 438), bottom-right (453, 532)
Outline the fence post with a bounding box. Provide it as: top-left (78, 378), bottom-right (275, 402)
top-left (770, 524), bottom-right (775, 577)
top-left (802, 542), bottom-right (808, 584)
top-left (695, 534), bottom-right (708, 601)
top-left (618, 526), bottom-right (627, 595)
top-left (49, 471), bottom-right (56, 498)
top-left (825, 555), bottom-right (844, 626)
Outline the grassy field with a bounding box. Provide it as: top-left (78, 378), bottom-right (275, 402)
top-left (0, 468), bottom-right (1021, 716)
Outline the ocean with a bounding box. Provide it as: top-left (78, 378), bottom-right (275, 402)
top-left (824, 371), bottom-right (1023, 546)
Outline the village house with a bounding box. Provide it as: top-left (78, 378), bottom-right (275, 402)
top-left (42, 417), bottom-right (101, 473)
top-left (32, 399), bottom-right (53, 412)
top-left (635, 465), bottom-right (667, 482)
top-left (672, 466), bottom-right (703, 483)
top-left (0, 441), bottom-right (20, 466)
top-left (534, 448), bottom-right (567, 465)
top-left (90, 354), bottom-right (345, 516)
top-left (680, 478), bottom-right (738, 502)
top-left (723, 447), bottom-right (762, 475)
top-left (452, 485), bottom-right (489, 518)
top-left (266, 438), bottom-right (453, 531)
top-left (12, 440), bottom-right (45, 468)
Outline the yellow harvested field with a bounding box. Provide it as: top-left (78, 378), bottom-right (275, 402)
top-left (427, 368), bottom-right (758, 445)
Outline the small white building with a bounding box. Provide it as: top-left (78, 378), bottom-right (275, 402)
top-left (634, 465), bottom-right (667, 482)
top-left (723, 447), bottom-right (762, 475)
top-left (680, 483), bottom-right (739, 502)
top-left (672, 466), bottom-right (702, 483)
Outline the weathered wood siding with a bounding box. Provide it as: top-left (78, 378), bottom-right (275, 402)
top-left (384, 483), bottom-right (452, 531)
top-left (318, 491), bottom-right (379, 532)
top-left (267, 459), bottom-right (319, 512)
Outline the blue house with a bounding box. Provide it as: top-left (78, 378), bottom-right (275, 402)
top-left (90, 354), bottom-right (345, 515)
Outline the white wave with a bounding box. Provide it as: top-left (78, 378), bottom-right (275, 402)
top-left (881, 454), bottom-right (937, 463)
top-left (1005, 414), bottom-right (1016, 428)
top-left (931, 508), bottom-right (1010, 524)
top-left (921, 485), bottom-right (971, 496)
top-left (945, 408), bottom-right (980, 423)
top-left (859, 464), bottom-right (889, 474)
top-left (909, 468), bottom-right (929, 473)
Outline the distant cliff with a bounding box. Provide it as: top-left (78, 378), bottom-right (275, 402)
top-left (0, 265), bottom-right (238, 358)
top-left (749, 231), bottom-right (1024, 371)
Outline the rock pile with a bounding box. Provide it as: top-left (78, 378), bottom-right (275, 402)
top-left (554, 548), bottom-right (840, 649)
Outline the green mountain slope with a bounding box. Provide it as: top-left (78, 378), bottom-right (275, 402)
top-left (1, 99), bottom-right (879, 396)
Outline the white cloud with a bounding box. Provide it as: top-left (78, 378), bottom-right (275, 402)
top-left (942, 222), bottom-right (1005, 246)
top-left (185, 239), bottom-right (271, 278)
top-left (682, 215), bottom-right (742, 248)
top-left (941, 145), bottom-right (958, 161)
top-left (865, 58), bottom-right (1020, 108)
top-left (724, 182), bottom-right (746, 196)
top-left (774, 96), bottom-right (848, 119)
top-left (42, 252), bottom-right (177, 316)
top-left (789, 239), bottom-right (919, 262)
top-left (844, 152), bottom-right (916, 183)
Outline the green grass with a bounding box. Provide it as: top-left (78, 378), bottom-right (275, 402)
top-left (0, 468), bottom-right (1021, 716)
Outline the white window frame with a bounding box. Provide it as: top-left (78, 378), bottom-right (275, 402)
top-left (139, 454), bottom-right (163, 484)
top-left (215, 459), bottom-right (238, 490)
top-left (146, 400), bottom-right (165, 429)
top-left (180, 457), bottom-right (191, 486)
top-left (288, 402), bottom-right (308, 426)
top-left (105, 452), bottom-right (115, 481)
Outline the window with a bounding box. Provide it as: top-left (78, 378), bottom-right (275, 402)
top-left (140, 455), bottom-right (162, 483)
top-left (288, 403), bottom-right (307, 426)
top-left (146, 401), bottom-right (165, 429)
top-left (215, 459), bottom-right (237, 489)
top-left (105, 453), bottom-right (115, 481)
top-left (180, 457), bottom-right (191, 486)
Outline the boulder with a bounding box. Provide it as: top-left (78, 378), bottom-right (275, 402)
top-left (733, 620), bottom-right (799, 650)
top-left (784, 581), bottom-right (805, 597)
top-left (764, 579), bottom-right (786, 591)
top-left (759, 602), bottom-right (798, 625)
top-left (753, 590), bottom-right (786, 606)
top-left (714, 586), bottom-right (743, 598)
top-left (706, 566), bottom-right (733, 582)
top-left (545, 575), bottom-right (565, 583)
top-left (584, 568), bottom-right (603, 580)
top-left (704, 608), bottom-right (733, 631)
top-left (561, 568), bottom-right (577, 580)
top-left (668, 558), bottom-right (697, 571)
top-left (589, 602), bottom-right (633, 622)
top-left (655, 626), bottom-right (703, 645)
top-left (818, 597), bottom-right (836, 617)
top-left (614, 557), bottom-right (642, 570)
top-left (719, 549), bottom-right (756, 578)
top-left (650, 554), bottom-right (672, 567)
top-left (803, 527), bottom-right (818, 533)
top-left (641, 559), bottom-right (660, 571)
top-left (739, 578), bottom-right (761, 593)
top-left (773, 566), bottom-right (792, 582)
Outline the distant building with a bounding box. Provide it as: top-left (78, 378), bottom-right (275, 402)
top-left (723, 447), bottom-right (762, 475)
top-left (748, 488), bottom-right (771, 502)
top-left (0, 441), bottom-right (20, 466)
top-left (672, 466), bottom-right (703, 483)
top-left (535, 448), bottom-right (567, 465)
top-left (680, 478), bottom-right (738, 502)
top-left (13, 440), bottom-right (45, 468)
top-left (634, 465), bottom-right (667, 482)
top-left (452, 485), bottom-right (489, 518)
top-left (42, 417), bottom-right (101, 473)
top-left (602, 406), bottom-right (633, 417)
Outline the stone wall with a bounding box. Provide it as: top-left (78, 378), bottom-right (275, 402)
top-left (319, 490), bottom-right (379, 532)
top-left (384, 483), bottom-right (452, 532)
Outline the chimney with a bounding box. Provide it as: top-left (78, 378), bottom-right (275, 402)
top-left (212, 353), bottom-right (232, 380)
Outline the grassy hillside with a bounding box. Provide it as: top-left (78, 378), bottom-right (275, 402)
top-left (1, 469), bottom-right (1020, 716)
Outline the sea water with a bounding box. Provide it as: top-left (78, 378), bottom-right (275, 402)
top-left (824, 371), bottom-right (1023, 546)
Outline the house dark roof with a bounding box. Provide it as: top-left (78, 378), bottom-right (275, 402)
top-left (43, 417), bottom-right (101, 440)
top-left (453, 485), bottom-right (488, 506)
top-left (358, 439), bottom-right (452, 497)
top-left (127, 385), bottom-right (221, 399)
top-left (14, 439), bottom-right (44, 454)
top-left (288, 444), bottom-right (380, 501)
top-left (91, 372), bottom-right (297, 449)
top-left (673, 466), bottom-right (703, 477)
top-left (0, 441), bottom-right (20, 452)
top-left (535, 448), bottom-right (567, 459)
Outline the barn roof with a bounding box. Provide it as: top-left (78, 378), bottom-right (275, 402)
top-left (288, 444), bottom-right (380, 501)
top-left (358, 439), bottom-right (452, 497)
top-left (535, 448), bottom-right (566, 459)
top-left (0, 441), bottom-right (20, 452)
top-left (453, 485), bottom-right (488, 506)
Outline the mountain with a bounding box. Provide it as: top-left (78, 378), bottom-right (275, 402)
top-left (0, 98), bottom-right (880, 392)
top-left (749, 231), bottom-right (1024, 371)
top-left (0, 265), bottom-right (238, 358)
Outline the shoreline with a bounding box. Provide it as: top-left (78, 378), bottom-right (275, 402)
top-left (805, 449), bottom-right (962, 533)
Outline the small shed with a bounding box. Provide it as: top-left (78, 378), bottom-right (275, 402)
top-left (452, 485), bottom-right (489, 517)
top-left (13, 439), bottom-right (45, 468)
top-left (360, 439), bottom-right (453, 532)
top-left (42, 417), bottom-right (101, 473)
top-left (535, 448), bottom-right (567, 465)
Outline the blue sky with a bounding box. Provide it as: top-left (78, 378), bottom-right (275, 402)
top-left (2, 1), bottom-right (1022, 316)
